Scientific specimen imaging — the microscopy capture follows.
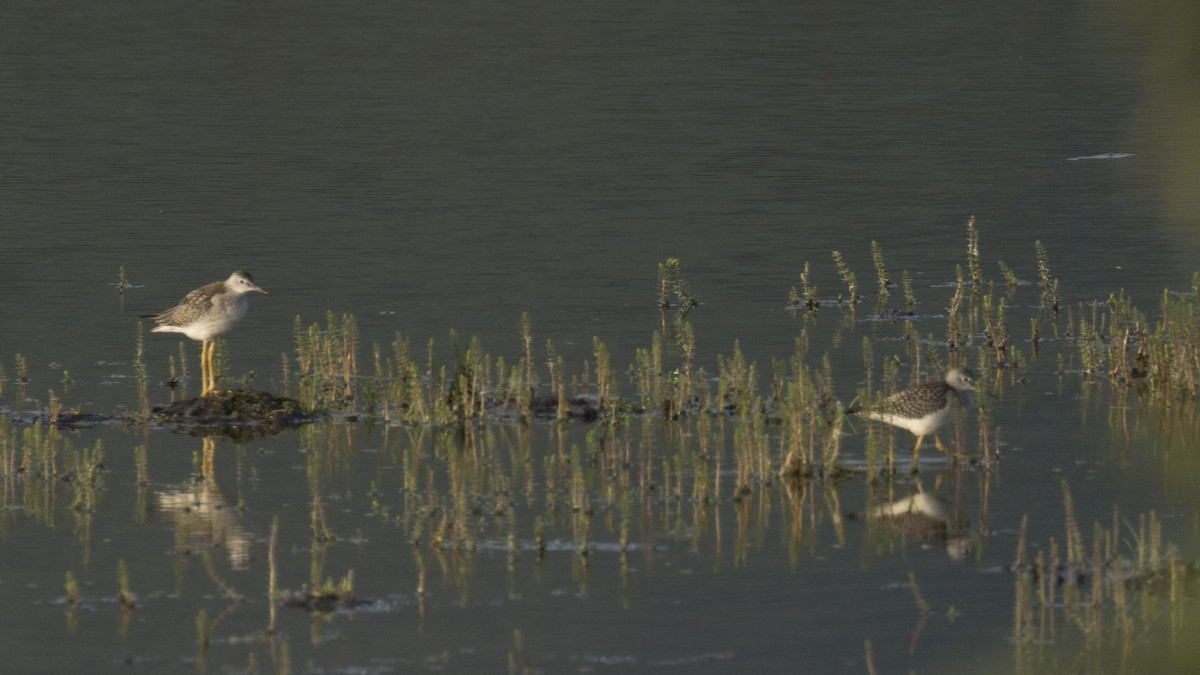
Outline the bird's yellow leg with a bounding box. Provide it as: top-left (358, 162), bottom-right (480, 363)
top-left (202, 340), bottom-right (212, 396)
top-left (936, 434), bottom-right (969, 462)
top-left (199, 341), bottom-right (207, 396)
top-left (207, 340), bottom-right (216, 395)
top-left (911, 434), bottom-right (925, 471)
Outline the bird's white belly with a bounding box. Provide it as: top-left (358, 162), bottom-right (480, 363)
top-left (862, 405), bottom-right (953, 436)
top-left (152, 299), bottom-right (247, 341)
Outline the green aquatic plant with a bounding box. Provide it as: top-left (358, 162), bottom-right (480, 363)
top-left (593, 337), bottom-right (616, 417)
top-left (717, 340), bottom-right (756, 415)
top-left (9, 235), bottom-right (1199, 673)
top-left (631, 342), bottom-right (654, 414)
top-left (1144, 287), bottom-right (1200, 399)
top-left (64, 570), bottom-right (80, 606)
top-left (117, 559), bottom-right (136, 610)
top-left (982, 291), bottom-right (1008, 367)
top-left (1041, 283), bottom-right (1200, 399)
top-left (1010, 482), bottom-right (1195, 674)
top-left (1030, 318), bottom-right (1040, 359)
top-left (84, 247), bottom-right (1200, 447)
top-left (68, 439), bottom-right (104, 514)
top-left (832, 250), bottom-right (859, 305)
top-left (657, 257), bottom-right (698, 311)
top-left (778, 337), bottom-right (841, 478)
top-left (791, 261), bottom-right (819, 311)
top-left (294, 312), bottom-right (359, 412)
top-left (509, 628), bottom-right (531, 675)
top-left (901, 270), bottom-right (916, 313)
top-left (15, 353), bottom-right (28, 384)
top-left (195, 608), bottom-right (211, 660)
top-left (46, 389), bottom-right (61, 426)
top-left (520, 312), bottom-right (535, 419)
top-left (998, 259), bottom-right (1019, 289)
top-left (1035, 240), bottom-right (1060, 315)
top-left (311, 569), bottom-right (355, 599)
top-left (966, 215), bottom-right (982, 291)
top-left (62, 567), bottom-right (82, 631)
top-left (946, 266), bottom-right (966, 351)
top-left (546, 340), bottom-right (567, 422)
top-left (871, 240), bottom-right (890, 298)
top-left (267, 517), bottom-right (280, 635)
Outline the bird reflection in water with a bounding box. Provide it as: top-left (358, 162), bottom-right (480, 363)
top-left (851, 491), bottom-right (975, 560)
top-left (156, 436), bottom-right (252, 570)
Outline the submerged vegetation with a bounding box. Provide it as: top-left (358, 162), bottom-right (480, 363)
top-left (0, 219), bottom-right (1198, 672)
top-left (234, 220), bottom-right (1200, 484)
top-left (7, 217), bottom-right (1198, 485)
top-left (1009, 482), bottom-right (1200, 674)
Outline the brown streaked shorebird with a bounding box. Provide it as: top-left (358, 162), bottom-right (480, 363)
top-left (144, 271), bottom-right (267, 396)
top-left (850, 367), bottom-right (976, 462)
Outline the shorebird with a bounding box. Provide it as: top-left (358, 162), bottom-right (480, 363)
top-left (144, 271), bottom-right (267, 396)
top-left (850, 367), bottom-right (976, 462)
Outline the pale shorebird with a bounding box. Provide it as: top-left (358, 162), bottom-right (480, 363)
top-left (850, 367), bottom-right (976, 462)
top-left (144, 271), bottom-right (267, 396)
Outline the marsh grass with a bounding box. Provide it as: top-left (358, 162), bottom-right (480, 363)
top-left (14, 354), bottom-right (28, 403)
top-left (2, 223), bottom-right (1197, 674)
top-left (871, 240), bottom-right (890, 297)
top-left (250, 220), bottom-right (1200, 486)
top-left (1010, 481), bottom-right (1195, 674)
top-left (998, 260), bottom-right (1020, 292)
top-left (15, 353), bottom-right (28, 385)
top-left (946, 266), bottom-right (967, 351)
top-left (900, 270), bottom-right (916, 313)
top-left (966, 215), bottom-right (982, 290)
top-left (832, 250), bottom-right (859, 305)
top-left (1037, 283), bottom-right (1200, 400)
top-left (981, 290), bottom-right (1009, 367)
top-left (293, 312), bottom-right (358, 412)
top-left (1035, 240), bottom-right (1060, 315)
top-left (789, 261), bottom-right (820, 312)
top-left (58, 223), bottom-right (1200, 598)
top-left (657, 257), bottom-right (697, 312)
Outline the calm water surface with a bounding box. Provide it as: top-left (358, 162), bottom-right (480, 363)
top-left (1, 0), bottom-right (1199, 672)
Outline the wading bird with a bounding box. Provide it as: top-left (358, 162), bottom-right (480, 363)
top-left (144, 271), bottom-right (267, 396)
top-left (850, 367), bottom-right (976, 464)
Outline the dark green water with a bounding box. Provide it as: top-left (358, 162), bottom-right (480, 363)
top-left (1, 0), bottom-right (1199, 672)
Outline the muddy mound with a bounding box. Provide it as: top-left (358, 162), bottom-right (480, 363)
top-left (152, 388), bottom-right (317, 438)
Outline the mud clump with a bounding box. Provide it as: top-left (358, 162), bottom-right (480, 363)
top-left (153, 388), bottom-right (317, 438)
top-left (281, 591), bottom-right (372, 614)
top-left (528, 396), bottom-right (600, 421)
